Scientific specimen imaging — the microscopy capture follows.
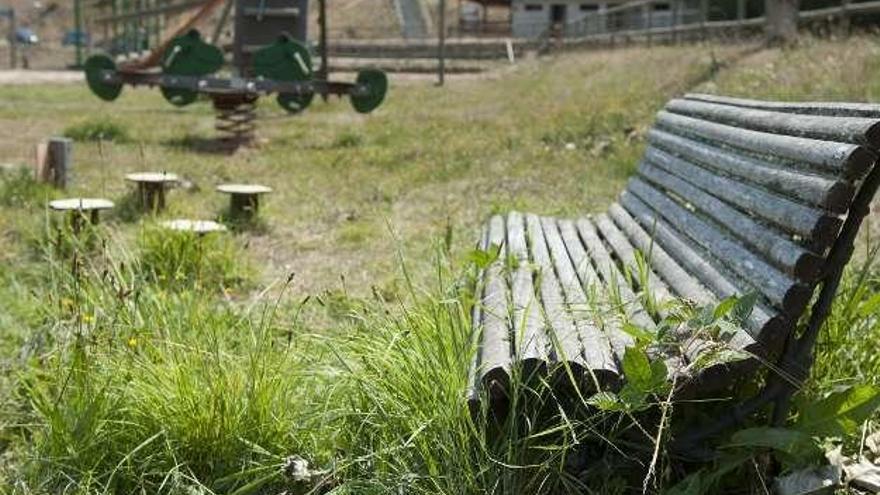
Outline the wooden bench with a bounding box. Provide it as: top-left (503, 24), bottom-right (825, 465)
top-left (467, 94), bottom-right (880, 440)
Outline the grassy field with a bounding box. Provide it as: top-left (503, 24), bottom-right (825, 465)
top-left (0, 36), bottom-right (880, 493)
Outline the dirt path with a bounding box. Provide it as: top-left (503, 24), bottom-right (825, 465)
top-left (0, 70), bottom-right (84, 85)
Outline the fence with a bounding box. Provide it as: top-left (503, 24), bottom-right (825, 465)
top-left (539, 0), bottom-right (880, 48)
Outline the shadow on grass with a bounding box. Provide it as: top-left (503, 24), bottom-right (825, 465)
top-left (162, 135), bottom-right (250, 156)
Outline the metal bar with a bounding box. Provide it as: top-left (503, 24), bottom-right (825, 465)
top-left (438, 0), bottom-right (447, 86)
top-left (94, 0), bottom-right (205, 24)
top-left (102, 70), bottom-right (367, 97)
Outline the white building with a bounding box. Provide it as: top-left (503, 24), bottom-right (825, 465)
top-left (460, 0), bottom-right (688, 39)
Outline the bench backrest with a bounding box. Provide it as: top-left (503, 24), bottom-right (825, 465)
top-left (614, 93), bottom-right (880, 356)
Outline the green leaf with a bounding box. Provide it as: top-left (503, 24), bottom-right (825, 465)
top-left (622, 322), bottom-right (656, 345)
top-left (796, 385), bottom-right (880, 438)
top-left (731, 292), bottom-right (759, 324)
top-left (727, 427), bottom-right (821, 466)
top-left (587, 391), bottom-right (626, 411)
top-left (622, 347), bottom-right (652, 391)
top-left (713, 296), bottom-right (738, 320)
top-left (466, 243), bottom-right (501, 269)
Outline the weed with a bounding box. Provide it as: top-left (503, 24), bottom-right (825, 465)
top-left (63, 119), bottom-right (130, 142)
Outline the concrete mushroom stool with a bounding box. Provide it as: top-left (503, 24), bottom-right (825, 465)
top-left (125, 172), bottom-right (179, 212)
top-left (49, 198), bottom-right (114, 232)
top-left (216, 184), bottom-right (272, 220)
top-left (160, 219), bottom-right (227, 236)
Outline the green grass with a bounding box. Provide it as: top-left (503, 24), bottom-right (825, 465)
top-left (1, 36), bottom-right (880, 493)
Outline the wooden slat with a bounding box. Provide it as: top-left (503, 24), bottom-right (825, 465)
top-left (684, 93), bottom-right (880, 119)
top-left (644, 145), bottom-right (842, 248)
top-left (525, 214), bottom-right (587, 373)
top-left (666, 98), bottom-right (880, 148)
top-left (594, 213), bottom-right (675, 308)
top-left (609, 201), bottom-right (784, 350)
top-left (477, 215), bottom-right (512, 398)
top-left (558, 219), bottom-right (641, 359)
top-left (507, 212), bottom-right (549, 371)
top-left (656, 111), bottom-right (875, 180)
top-left (466, 225), bottom-right (490, 410)
top-left (626, 179), bottom-right (810, 316)
top-left (648, 128), bottom-right (855, 212)
top-left (619, 191), bottom-right (789, 353)
top-left (606, 203), bottom-right (711, 306)
top-left (639, 161), bottom-right (824, 281)
top-left (540, 217), bottom-right (619, 387)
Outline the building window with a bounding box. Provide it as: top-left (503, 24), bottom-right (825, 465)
top-left (524, 4), bottom-right (543, 11)
top-left (580, 3), bottom-right (600, 11)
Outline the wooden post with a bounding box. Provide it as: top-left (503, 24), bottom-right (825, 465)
top-left (437, 0), bottom-right (447, 87)
top-left (47, 137), bottom-right (72, 189)
top-left (646, 0), bottom-right (653, 46)
top-left (765, 0), bottom-right (800, 45)
top-left (700, 0), bottom-right (709, 41)
top-left (840, 0), bottom-right (851, 34)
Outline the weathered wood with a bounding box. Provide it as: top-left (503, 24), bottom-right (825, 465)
top-left (648, 129), bottom-right (856, 212)
top-left (47, 137), bottom-right (72, 189)
top-left (684, 93), bottom-right (880, 119)
top-left (644, 146), bottom-right (841, 248)
top-left (626, 178), bottom-right (810, 316)
top-left (666, 98), bottom-right (880, 148)
top-left (126, 172), bottom-right (179, 213)
top-left (507, 212), bottom-right (549, 372)
top-left (609, 200), bottom-right (785, 353)
top-left (539, 217), bottom-right (619, 388)
top-left (557, 219), bottom-right (641, 361)
top-left (656, 111), bottom-right (875, 179)
top-left (638, 160), bottom-right (824, 281)
top-left (594, 213), bottom-right (675, 307)
top-left (606, 203), bottom-right (711, 306)
top-left (525, 214), bottom-right (586, 375)
top-left (477, 215), bottom-right (512, 399)
top-left (467, 226), bottom-right (490, 412)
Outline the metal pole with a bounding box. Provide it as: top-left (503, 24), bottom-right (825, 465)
top-left (319, 0), bottom-right (328, 82)
top-left (74, 0), bottom-right (84, 67)
top-left (438, 0), bottom-right (446, 86)
top-left (9, 9), bottom-right (16, 69)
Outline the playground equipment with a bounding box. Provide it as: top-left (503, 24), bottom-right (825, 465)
top-left (49, 198), bottom-right (115, 232)
top-left (83, 0), bottom-right (388, 145)
top-left (216, 183), bottom-right (271, 220)
top-left (125, 172), bottom-right (179, 212)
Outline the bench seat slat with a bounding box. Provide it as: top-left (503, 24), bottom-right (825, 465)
top-left (595, 213), bottom-right (675, 309)
top-left (639, 161), bottom-right (823, 281)
top-left (666, 98), bottom-right (880, 148)
top-left (507, 212), bottom-right (549, 369)
top-left (656, 111), bottom-right (875, 179)
top-left (476, 216), bottom-right (513, 398)
top-left (540, 217), bottom-right (619, 387)
top-left (644, 146), bottom-right (841, 248)
top-left (648, 129), bottom-right (855, 212)
top-left (466, 226), bottom-right (490, 410)
top-left (525, 213), bottom-right (587, 374)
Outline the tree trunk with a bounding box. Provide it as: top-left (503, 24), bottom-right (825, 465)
top-left (765, 0), bottom-right (800, 45)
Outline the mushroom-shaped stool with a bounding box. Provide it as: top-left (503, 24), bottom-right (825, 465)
top-left (216, 183), bottom-right (272, 220)
top-left (125, 172), bottom-right (179, 212)
top-left (49, 198), bottom-right (114, 232)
